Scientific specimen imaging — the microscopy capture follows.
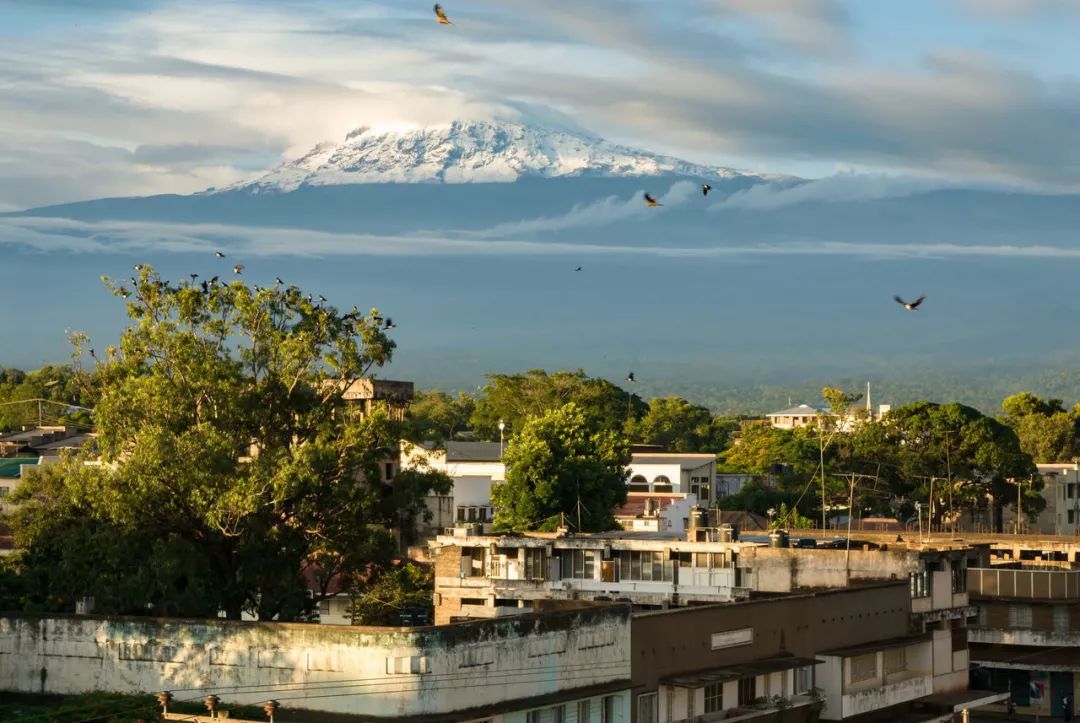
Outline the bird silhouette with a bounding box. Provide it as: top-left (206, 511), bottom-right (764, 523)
top-left (385, 318), bottom-right (396, 330)
top-left (209, 275), bottom-right (219, 285)
top-left (644, 193), bottom-right (662, 207)
top-left (702, 183), bottom-right (712, 196)
top-left (318, 294), bottom-right (327, 303)
top-left (253, 284), bottom-right (261, 292)
top-left (575, 266), bottom-right (583, 272)
top-left (133, 263), bottom-right (144, 271)
top-left (894, 294), bottom-right (926, 311)
top-left (200, 281), bottom-right (209, 293)
top-left (275, 277), bottom-right (283, 285)
top-left (626, 372), bottom-right (636, 383)
top-left (434, 3), bottom-right (452, 23)
top-left (233, 264), bottom-right (244, 275)
top-left (89, 348), bottom-right (97, 359)
top-left (190, 273), bottom-right (199, 281)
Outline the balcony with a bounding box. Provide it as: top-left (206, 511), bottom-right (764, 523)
top-left (672, 695), bottom-right (818, 723)
top-left (840, 672), bottom-right (933, 718)
top-left (967, 567), bottom-right (1080, 600)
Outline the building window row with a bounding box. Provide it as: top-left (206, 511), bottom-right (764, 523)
top-left (909, 570), bottom-right (931, 598)
top-left (456, 506), bottom-right (493, 523)
top-left (561, 549), bottom-right (597, 580)
top-left (526, 704), bottom-right (565, 723)
top-left (704, 682), bottom-right (724, 713)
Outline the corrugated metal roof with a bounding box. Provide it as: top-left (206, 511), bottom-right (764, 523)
top-left (445, 441), bottom-right (503, 462)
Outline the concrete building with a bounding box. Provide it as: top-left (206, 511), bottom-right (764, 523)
top-left (0, 455), bottom-right (36, 511)
top-left (626, 454), bottom-right (718, 504)
top-left (431, 530), bottom-right (978, 701)
top-left (765, 405), bottom-right (825, 430)
top-left (338, 378), bottom-right (414, 420)
top-left (1024, 463), bottom-right (1080, 535)
top-left (403, 441), bottom-right (506, 535)
top-left (0, 426), bottom-right (81, 457)
top-left (614, 493), bottom-right (698, 534)
top-left (0, 605), bottom-right (633, 722)
top-left (967, 563), bottom-right (1080, 718)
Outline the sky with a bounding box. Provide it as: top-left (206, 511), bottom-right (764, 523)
top-left (4, 0), bottom-right (1080, 211)
top-left (6, 0), bottom-right (1080, 397)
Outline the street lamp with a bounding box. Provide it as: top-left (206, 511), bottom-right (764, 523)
top-left (498, 419), bottom-right (506, 460)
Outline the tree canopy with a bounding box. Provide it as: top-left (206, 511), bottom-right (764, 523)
top-left (629, 396), bottom-right (736, 453)
top-left (491, 402), bottom-right (630, 532)
top-left (5, 268), bottom-right (448, 620)
top-left (470, 369), bottom-right (643, 441)
top-left (1000, 392), bottom-right (1079, 463)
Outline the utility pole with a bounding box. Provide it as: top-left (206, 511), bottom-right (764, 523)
top-left (944, 429), bottom-right (954, 535)
top-left (1016, 478), bottom-right (1023, 535)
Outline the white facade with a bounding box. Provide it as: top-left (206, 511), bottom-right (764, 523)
top-left (816, 639), bottom-right (934, 720)
top-left (1034, 463), bottom-right (1080, 535)
top-left (0, 609), bottom-right (632, 721)
top-left (626, 454), bottom-right (718, 506)
top-left (402, 442), bottom-right (505, 531)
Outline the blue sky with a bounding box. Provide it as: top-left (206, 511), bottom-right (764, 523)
top-left (4, 0), bottom-right (1080, 210)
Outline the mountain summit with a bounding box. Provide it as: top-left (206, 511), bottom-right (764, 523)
top-left (230, 119), bottom-right (760, 192)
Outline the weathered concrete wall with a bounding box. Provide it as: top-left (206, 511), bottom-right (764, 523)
top-left (744, 548), bottom-right (916, 593)
top-left (0, 607), bottom-right (631, 719)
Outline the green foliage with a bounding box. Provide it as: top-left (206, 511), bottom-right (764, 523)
top-left (404, 389), bottom-right (476, 443)
top-left (629, 396), bottom-right (736, 453)
top-left (492, 403), bottom-right (630, 532)
top-left (1000, 392), bottom-right (1079, 463)
top-left (348, 561), bottom-right (434, 626)
top-left (5, 267), bottom-right (448, 621)
top-left (0, 364), bottom-right (93, 432)
top-left (470, 369), bottom-right (644, 441)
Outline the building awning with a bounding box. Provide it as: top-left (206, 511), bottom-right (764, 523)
top-left (819, 632), bottom-right (932, 658)
top-left (918, 690), bottom-right (1011, 712)
top-left (662, 655), bottom-right (819, 688)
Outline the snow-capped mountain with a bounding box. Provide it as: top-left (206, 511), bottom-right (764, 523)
top-left (230, 120), bottom-right (763, 193)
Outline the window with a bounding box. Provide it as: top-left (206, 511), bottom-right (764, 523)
top-left (629, 475), bottom-right (649, 492)
top-left (462, 547), bottom-right (485, 577)
top-left (883, 648), bottom-right (906, 675)
top-left (652, 475), bottom-right (672, 493)
top-left (795, 666), bottom-right (813, 695)
top-left (691, 476), bottom-right (711, 502)
top-left (526, 705), bottom-right (565, 723)
top-left (601, 695), bottom-right (618, 723)
top-left (384, 462), bottom-right (394, 480)
top-left (1008, 605), bottom-right (1032, 629)
top-left (705, 682), bottom-right (724, 713)
top-left (1070, 510), bottom-right (1077, 525)
top-left (525, 548), bottom-right (546, 580)
top-left (616, 550), bottom-right (673, 582)
top-left (456, 507), bottom-right (466, 522)
top-left (951, 563), bottom-right (967, 593)
top-left (1054, 605), bottom-right (1069, 633)
top-left (560, 550), bottom-right (597, 580)
top-left (637, 693), bottom-right (658, 723)
top-left (738, 677), bottom-right (757, 706)
top-left (909, 570), bottom-right (930, 598)
top-left (1069, 484), bottom-right (1076, 499)
top-left (849, 653), bottom-right (877, 684)
top-left (578, 700), bottom-right (592, 723)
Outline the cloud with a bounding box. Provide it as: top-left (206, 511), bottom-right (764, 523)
top-left (4, 215), bottom-right (1080, 261)
top-left (5, 0), bottom-right (1080, 210)
top-left (464, 181), bottom-right (698, 238)
top-left (717, 173), bottom-right (949, 211)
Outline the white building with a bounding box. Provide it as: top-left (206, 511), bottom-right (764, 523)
top-left (625, 453), bottom-right (718, 506)
top-left (766, 403), bottom-right (891, 432)
top-left (1034, 463), bottom-right (1080, 535)
top-left (403, 441), bottom-right (506, 533)
top-left (614, 492), bottom-right (698, 534)
top-left (0, 607), bottom-right (633, 722)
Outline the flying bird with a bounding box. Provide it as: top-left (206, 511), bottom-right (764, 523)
top-left (644, 193), bottom-right (662, 207)
top-left (384, 318), bottom-right (396, 330)
top-left (275, 277), bottom-right (283, 285)
top-left (434, 3), bottom-right (452, 23)
top-left (894, 294), bottom-right (926, 311)
top-left (233, 264), bottom-right (244, 275)
top-left (200, 281), bottom-right (209, 293)
top-left (626, 372), bottom-right (636, 383)
top-left (215, 251), bottom-right (225, 258)
top-left (318, 294), bottom-right (327, 303)
top-left (133, 263), bottom-right (144, 271)
top-left (702, 184), bottom-right (712, 196)
top-left (575, 266), bottom-right (583, 272)
top-left (209, 275), bottom-right (219, 285)
top-left (189, 273), bottom-right (199, 281)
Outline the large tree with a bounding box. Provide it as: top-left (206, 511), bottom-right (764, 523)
top-left (629, 396), bottom-right (736, 453)
top-left (1000, 392), bottom-right (1079, 463)
top-left (492, 403), bottom-right (630, 532)
top-left (404, 390), bottom-right (476, 443)
top-left (470, 369), bottom-right (644, 441)
top-left (853, 401), bottom-right (1040, 531)
top-left (6, 268), bottom-right (448, 620)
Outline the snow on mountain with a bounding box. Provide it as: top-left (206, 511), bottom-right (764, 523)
top-left (229, 120), bottom-right (765, 193)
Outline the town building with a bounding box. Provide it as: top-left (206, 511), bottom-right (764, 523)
top-left (614, 493), bottom-right (698, 534)
top-left (0, 455), bottom-right (36, 512)
top-left (430, 527), bottom-right (978, 701)
top-left (765, 405), bottom-right (825, 430)
top-left (968, 558), bottom-right (1080, 718)
top-left (404, 441), bottom-right (505, 535)
top-left (0, 425), bottom-right (82, 457)
top-left (0, 605), bottom-right (633, 722)
top-left (626, 453), bottom-right (718, 504)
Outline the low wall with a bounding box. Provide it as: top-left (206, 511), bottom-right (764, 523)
top-left (0, 606), bottom-right (631, 719)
